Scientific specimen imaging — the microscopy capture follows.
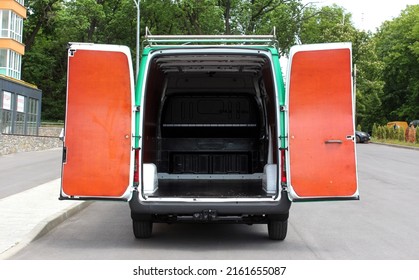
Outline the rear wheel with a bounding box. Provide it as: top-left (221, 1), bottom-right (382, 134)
top-left (267, 219), bottom-right (288, 240)
top-left (133, 220), bottom-right (153, 239)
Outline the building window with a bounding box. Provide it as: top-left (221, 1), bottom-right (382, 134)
top-left (1, 90), bottom-right (40, 136)
top-left (1, 91), bottom-right (13, 133)
top-left (0, 49), bottom-right (7, 75)
top-left (0, 49), bottom-right (21, 79)
top-left (0, 10), bottom-right (9, 38)
top-left (8, 49), bottom-right (21, 79)
top-left (27, 98), bottom-right (38, 135)
top-left (15, 0), bottom-right (25, 6)
top-left (0, 10), bottom-right (23, 43)
top-left (15, 94), bottom-right (25, 134)
top-left (9, 12), bottom-right (23, 43)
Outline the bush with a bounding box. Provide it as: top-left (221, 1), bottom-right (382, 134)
top-left (372, 123), bottom-right (378, 138)
top-left (398, 127), bottom-right (405, 141)
top-left (376, 126), bottom-right (384, 140)
top-left (372, 124), bottom-right (418, 146)
top-left (384, 126), bottom-right (394, 140)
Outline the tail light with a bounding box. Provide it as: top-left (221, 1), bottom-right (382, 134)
top-left (133, 149), bottom-right (140, 185)
top-left (280, 149), bottom-right (287, 184)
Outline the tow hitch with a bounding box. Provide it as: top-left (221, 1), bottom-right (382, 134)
top-left (193, 210), bottom-right (218, 221)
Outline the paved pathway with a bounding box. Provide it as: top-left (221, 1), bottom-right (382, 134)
top-left (0, 179), bottom-right (88, 259)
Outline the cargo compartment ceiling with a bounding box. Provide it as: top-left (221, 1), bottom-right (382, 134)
top-left (154, 54), bottom-right (268, 74)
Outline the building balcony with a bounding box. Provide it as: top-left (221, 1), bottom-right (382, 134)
top-left (0, 38), bottom-right (24, 55)
top-left (0, 0), bottom-right (27, 19)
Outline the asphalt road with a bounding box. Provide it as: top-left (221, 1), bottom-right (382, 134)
top-left (10, 144), bottom-right (419, 259)
top-left (0, 148), bottom-right (62, 199)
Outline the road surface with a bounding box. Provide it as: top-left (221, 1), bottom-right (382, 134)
top-left (9, 144), bottom-right (419, 259)
top-left (0, 148), bottom-right (62, 199)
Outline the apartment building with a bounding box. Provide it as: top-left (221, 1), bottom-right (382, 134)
top-left (0, 0), bottom-right (42, 135)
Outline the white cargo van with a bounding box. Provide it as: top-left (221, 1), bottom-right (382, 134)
top-left (60, 30), bottom-right (358, 240)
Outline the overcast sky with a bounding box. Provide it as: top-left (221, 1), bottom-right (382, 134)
top-left (302, 0), bottom-right (418, 32)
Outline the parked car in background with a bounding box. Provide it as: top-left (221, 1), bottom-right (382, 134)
top-left (409, 120), bottom-right (419, 128)
top-left (356, 131), bottom-right (370, 143)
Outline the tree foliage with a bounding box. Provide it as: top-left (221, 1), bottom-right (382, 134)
top-left (299, 4), bottom-right (356, 44)
top-left (353, 31), bottom-right (385, 132)
top-left (23, 0), bottom-right (306, 120)
top-left (21, 1), bottom-right (419, 124)
top-left (375, 5), bottom-right (419, 122)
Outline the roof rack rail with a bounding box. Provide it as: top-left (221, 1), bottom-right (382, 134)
top-left (143, 27), bottom-right (278, 47)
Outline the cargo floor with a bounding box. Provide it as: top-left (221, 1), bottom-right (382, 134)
top-left (150, 179), bottom-right (268, 198)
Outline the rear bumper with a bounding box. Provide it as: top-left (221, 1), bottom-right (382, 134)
top-left (129, 190), bottom-right (292, 223)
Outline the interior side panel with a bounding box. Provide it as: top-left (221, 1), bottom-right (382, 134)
top-left (262, 65), bottom-right (279, 165)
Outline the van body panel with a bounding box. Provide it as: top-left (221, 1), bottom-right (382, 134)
top-left (61, 44), bottom-right (135, 200)
top-left (286, 43), bottom-right (358, 201)
top-left (61, 37), bottom-right (359, 239)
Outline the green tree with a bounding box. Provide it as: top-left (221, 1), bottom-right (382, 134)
top-left (23, 0), bottom-right (66, 120)
top-left (23, 0), bottom-right (137, 120)
top-left (229, 0), bottom-right (303, 54)
top-left (299, 4), bottom-right (357, 44)
top-left (24, 0), bottom-right (63, 52)
top-left (140, 0), bottom-right (182, 35)
top-left (375, 5), bottom-right (419, 122)
top-left (353, 31), bottom-right (385, 132)
top-left (177, 0), bottom-right (224, 34)
top-left (24, 0), bottom-right (364, 121)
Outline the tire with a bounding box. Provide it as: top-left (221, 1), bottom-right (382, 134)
top-left (267, 219), bottom-right (288, 240)
top-left (356, 135), bottom-right (361, 143)
top-left (133, 220), bottom-right (153, 239)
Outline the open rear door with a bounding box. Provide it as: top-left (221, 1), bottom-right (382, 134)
top-left (61, 43), bottom-right (134, 200)
top-left (286, 43), bottom-right (358, 201)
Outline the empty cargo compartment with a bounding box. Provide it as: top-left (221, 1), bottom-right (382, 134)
top-left (140, 50), bottom-right (279, 198)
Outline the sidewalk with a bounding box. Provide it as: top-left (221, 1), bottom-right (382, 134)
top-left (0, 179), bottom-right (90, 259)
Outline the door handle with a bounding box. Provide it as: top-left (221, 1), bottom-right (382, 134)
top-left (324, 140), bottom-right (342, 144)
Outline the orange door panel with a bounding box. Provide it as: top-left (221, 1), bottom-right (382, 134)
top-left (61, 44), bottom-right (134, 199)
top-left (287, 43), bottom-right (358, 200)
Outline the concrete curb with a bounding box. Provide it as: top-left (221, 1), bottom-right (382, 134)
top-left (369, 142), bottom-right (419, 151)
top-left (0, 201), bottom-right (92, 260)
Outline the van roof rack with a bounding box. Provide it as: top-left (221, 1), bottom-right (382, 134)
top-left (143, 27), bottom-right (278, 48)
